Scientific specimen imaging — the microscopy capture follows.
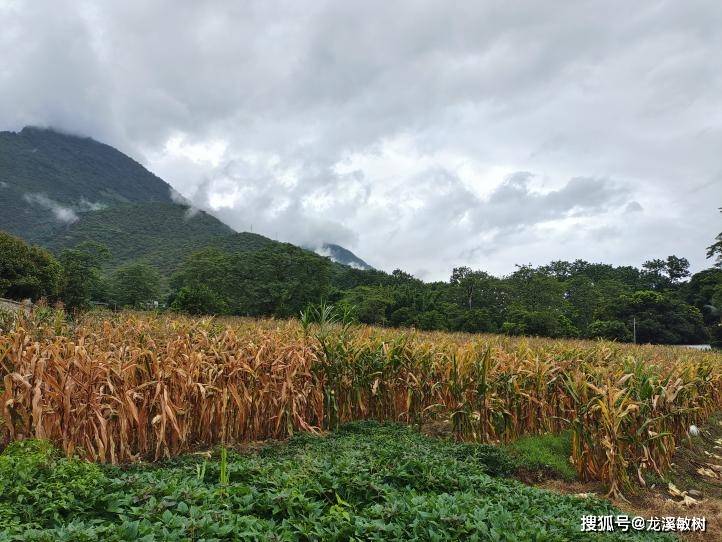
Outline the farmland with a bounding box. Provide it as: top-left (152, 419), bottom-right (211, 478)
top-left (1, 309), bottom-right (721, 539)
top-left (0, 423), bottom-right (678, 541)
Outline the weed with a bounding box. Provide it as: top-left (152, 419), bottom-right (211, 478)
top-left (505, 431), bottom-right (577, 481)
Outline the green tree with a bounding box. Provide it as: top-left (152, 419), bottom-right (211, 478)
top-left (600, 291), bottom-right (708, 344)
top-left (340, 286), bottom-right (392, 325)
top-left (665, 255), bottom-right (690, 283)
top-left (641, 255), bottom-right (690, 290)
top-left (171, 245), bottom-right (332, 317)
top-left (454, 308), bottom-right (496, 333)
top-left (450, 267), bottom-right (489, 309)
top-left (240, 246), bottom-right (332, 317)
top-left (110, 263), bottom-right (161, 308)
top-left (507, 265), bottom-right (566, 313)
top-left (707, 207), bottom-right (722, 268)
top-left (388, 306), bottom-right (417, 327)
top-left (0, 231), bottom-right (62, 301)
top-left (641, 259), bottom-right (670, 290)
top-left (502, 309), bottom-right (579, 338)
top-left (58, 243), bottom-right (110, 311)
top-left (171, 284), bottom-right (227, 315)
top-left (416, 310), bottom-right (447, 330)
top-left (563, 275), bottom-right (600, 334)
top-left (685, 268), bottom-right (722, 325)
top-left (710, 323), bottom-right (722, 349)
top-left (587, 320), bottom-right (632, 342)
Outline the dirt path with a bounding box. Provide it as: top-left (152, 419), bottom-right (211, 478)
top-left (537, 414), bottom-right (722, 541)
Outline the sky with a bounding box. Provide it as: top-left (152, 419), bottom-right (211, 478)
top-left (2, 0), bottom-right (721, 280)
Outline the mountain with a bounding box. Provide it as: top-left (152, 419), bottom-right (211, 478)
top-left (38, 202), bottom-right (279, 274)
top-left (0, 127), bottom-right (370, 275)
top-left (0, 127), bottom-right (174, 242)
top-left (316, 243), bottom-right (373, 270)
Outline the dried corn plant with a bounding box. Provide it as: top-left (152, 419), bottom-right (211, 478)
top-left (1, 310), bottom-right (720, 497)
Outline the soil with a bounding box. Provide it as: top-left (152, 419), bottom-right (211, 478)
top-left (533, 414), bottom-right (722, 541)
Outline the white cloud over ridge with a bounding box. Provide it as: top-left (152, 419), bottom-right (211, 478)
top-left (23, 193), bottom-right (78, 223)
top-left (2, 1), bottom-right (722, 279)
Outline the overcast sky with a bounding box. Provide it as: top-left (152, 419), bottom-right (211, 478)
top-left (2, 1), bottom-right (721, 280)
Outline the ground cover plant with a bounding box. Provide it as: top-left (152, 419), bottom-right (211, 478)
top-left (1, 310), bottom-right (721, 499)
top-left (504, 431), bottom-right (577, 482)
top-left (0, 422), bottom-right (675, 541)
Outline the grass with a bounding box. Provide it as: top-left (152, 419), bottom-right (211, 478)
top-left (0, 423), bottom-right (673, 541)
top-left (505, 431), bottom-right (578, 482)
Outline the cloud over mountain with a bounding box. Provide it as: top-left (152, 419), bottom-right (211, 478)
top-left (2, 1), bottom-right (721, 278)
top-left (23, 193), bottom-right (78, 223)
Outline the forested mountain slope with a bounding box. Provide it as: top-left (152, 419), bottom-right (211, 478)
top-left (35, 202), bottom-right (269, 274)
top-left (0, 127), bottom-right (368, 274)
top-left (0, 127), bottom-right (174, 241)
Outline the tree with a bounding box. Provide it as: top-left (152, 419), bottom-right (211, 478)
top-left (110, 263), bottom-right (161, 308)
top-left (416, 310), bottom-right (447, 331)
top-left (240, 246), bottom-right (332, 317)
top-left (340, 286), bottom-right (391, 325)
top-left (58, 243), bottom-right (110, 311)
top-left (390, 269), bottom-right (419, 284)
top-left (388, 306), bottom-right (417, 327)
top-left (707, 207), bottom-right (722, 268)
top-left (563, 275), bottom-right (600, 334)
top-left (665, 255), bottom-right (690, 283)
top-left (170, 245), bottom-right (332, 317)
top-left (455, 308), bottom-right (496, 333)
top-left (507, 265), bottom-right (566, 313)
top-left (710, 323), bottom-right (722, 349)
top-left (641, 259), bottom-right (670, 290)
top-left (600, 291), bottom-right (708, 344)
top-left (171, 284), bottom-right (227, 315)
top-left (0, 231), bottom-right (62, 301)
top-left (587, 320), bottom-right (632, 342)
top-left (451, 267), bottom-right (476, 309)
top-left (641, 255), bottom-right (690, 290)
top-left (502, 308), bottom-right (579, 338)
top-left (685, 268), bottom-right (722, 325)
top-left (450, 267), bottom-right (493, 310)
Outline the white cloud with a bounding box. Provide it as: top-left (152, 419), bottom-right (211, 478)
top-left (23, 193), bottom-right (78, 223)
top-left (2, 1), bottom-right (722, 278)
top-left (78, 197), bottom-right (107, 211)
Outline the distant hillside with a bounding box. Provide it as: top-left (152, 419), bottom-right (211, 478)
top-left (0, 127), bottom-right (174, 241)
top-left (317, 243), bottom-right (373, 270)
top-left (36, 202), bottom-right (256, 274)
top-left (0, 126), bottom-right (371, 276)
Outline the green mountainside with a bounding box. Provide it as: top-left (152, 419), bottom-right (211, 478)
top-left (0, 127), bottom-right (370, 276)
top-left (0, 127), bottom-right (174, 241)
top-left (36, 202), bottom-right (278, 274)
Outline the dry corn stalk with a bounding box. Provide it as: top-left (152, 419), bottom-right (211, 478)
top-left (1, 311), bottom-right (720, 497)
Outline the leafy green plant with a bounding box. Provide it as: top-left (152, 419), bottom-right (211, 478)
top-left (195, 459), bottom-right (207, 482)
top-left (218, 446), bottom-right (229, 486)
top-left (0, 427), bottom-right (673, 541)
top-left (505, 431), bottom-right (577, 481)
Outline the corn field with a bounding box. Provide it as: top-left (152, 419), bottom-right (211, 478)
top-left (1, 310), bottom-right (721, 497)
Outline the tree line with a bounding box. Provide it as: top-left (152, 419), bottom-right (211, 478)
top-left (0, 233), bottom-right (160, 313)
top-left (2, 214), bottom-right (721, 347)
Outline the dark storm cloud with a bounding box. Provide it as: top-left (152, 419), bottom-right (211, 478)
top-left (1, 0), bottom-right (721, 278)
